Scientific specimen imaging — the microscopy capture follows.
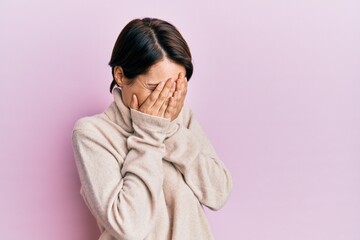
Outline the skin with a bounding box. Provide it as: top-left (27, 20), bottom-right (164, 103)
top-left (114, 58), bottom-right (188, 121)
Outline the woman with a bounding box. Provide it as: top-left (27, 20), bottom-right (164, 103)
top-left (72, 17), bottom-right (233, 240)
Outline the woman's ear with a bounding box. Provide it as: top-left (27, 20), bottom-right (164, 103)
top-left (114, 66), bottom-right (126, 87)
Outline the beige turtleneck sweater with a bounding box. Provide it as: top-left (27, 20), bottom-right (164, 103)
top-left (72, 87), bottom-right (233, 240)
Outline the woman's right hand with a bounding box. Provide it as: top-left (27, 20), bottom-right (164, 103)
top-left (130, 78), bottom-right (176, 119)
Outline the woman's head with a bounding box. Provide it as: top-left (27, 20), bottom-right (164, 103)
top-left (108, 17), bottom-right (193, 107)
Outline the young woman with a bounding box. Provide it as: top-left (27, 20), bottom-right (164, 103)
top-left (72, 17), bottom-right (233, 240)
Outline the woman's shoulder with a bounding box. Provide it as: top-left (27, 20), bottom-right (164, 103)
top-left (72, 113), bottom-right (108, 134)
top-left (72, 110), bottom-right (128, 159)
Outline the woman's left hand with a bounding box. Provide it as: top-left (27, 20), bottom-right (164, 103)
top-left (164, 73), bottom-right (188, 121)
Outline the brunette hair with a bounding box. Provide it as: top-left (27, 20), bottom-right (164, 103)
top-left (108, 17), bottom-right (193, 93)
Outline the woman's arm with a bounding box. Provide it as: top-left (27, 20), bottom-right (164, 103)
top-left (164, 107), bottom-right (233, 211)
top-left (72, 109), bottom-right (170, 239)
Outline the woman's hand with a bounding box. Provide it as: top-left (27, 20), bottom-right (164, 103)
top-left (130, 78), bottom-right (176, 119)
top-left (164, 73), bottom-right (188, 121)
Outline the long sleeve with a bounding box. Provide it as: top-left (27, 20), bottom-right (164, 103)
top-left (72, 109), bottom-right (171, 240)
top-left (164, 108), bottom-right (233, 211)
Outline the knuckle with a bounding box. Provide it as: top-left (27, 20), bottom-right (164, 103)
top-left (166, 80), bottom-right (173, 87)
top-left (150, 94), bottom-right (157, 101)
top-left (158, 94), bottom-right (166, 101)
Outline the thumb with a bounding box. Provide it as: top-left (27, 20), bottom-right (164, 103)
top-left (130, 94), bottom-right (139, 110)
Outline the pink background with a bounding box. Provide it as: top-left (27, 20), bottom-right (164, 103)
top-left (1, 1), bottom-right (359, 239)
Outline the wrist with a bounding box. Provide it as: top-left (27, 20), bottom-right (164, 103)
top-left (130, 108), bottom-right (171, 134)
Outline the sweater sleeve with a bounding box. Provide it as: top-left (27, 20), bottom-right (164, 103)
top-left (163, 108), bottom-right (233, 211)
top-left (72, 109), bottom-right (171, 240)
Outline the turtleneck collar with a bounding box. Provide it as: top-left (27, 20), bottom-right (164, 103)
top-left (104, 86), bottom-right (133, 133)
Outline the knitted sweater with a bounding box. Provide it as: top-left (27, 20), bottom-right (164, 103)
top-left (72, 87), bottom-right (233, 240)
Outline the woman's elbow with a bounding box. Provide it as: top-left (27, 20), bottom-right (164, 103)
top-left (102, 200), bottom-right (156, 239)
top-left (209, 172), bottom-right (233, 211)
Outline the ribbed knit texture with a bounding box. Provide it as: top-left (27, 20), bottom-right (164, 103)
top-left (72, 87), bottom-right (233, 240)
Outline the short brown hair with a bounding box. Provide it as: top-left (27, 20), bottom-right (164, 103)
top-left (108, 17), bottom-right (193, 93)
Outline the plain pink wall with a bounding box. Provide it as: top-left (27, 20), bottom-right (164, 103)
top-left (1, 0), bottom-right (359, 239)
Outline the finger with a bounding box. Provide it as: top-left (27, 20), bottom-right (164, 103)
top-left (164, 96), bottom-right (176, 119)
top-left (174, 91), bottom-right (182, 102)
top-left (141, 80), bottom-right (165, 109)
top-left (168, 96), bottom-right (178, 111)
top-left (166, 79), bottom-right (176, 98)
top-left (170, 80), bottom-right (176, 94)
top-left (177, 72), bottom-right (184, 81)
top-left (175, 75), bottom-right (187, 94)
top-left (172, 91), bottom-right (178, 100)
top-left (179, 89), bottom-right (187, 107)
top-left (173, 73), bottom-right (181, 90)
top-left (130, 94), bottom-right (139, 110)
top-left (159, 99), bottom-right (169, 119)
top-left (173, 90), bottom-right (185, 113)
top-left (182, 76), bottom-right (188, 90)
top-left (176, 77), bottom-right (187, 103)
top-left (152, 78), bottom-right (175, 111)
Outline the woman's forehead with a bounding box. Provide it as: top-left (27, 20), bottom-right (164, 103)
top-left (145, 77), bottom-right (172, 85)
top-left (141, 60), bottom-right (186, 84)
top-left (141, 71), bottom-right (185, 85)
